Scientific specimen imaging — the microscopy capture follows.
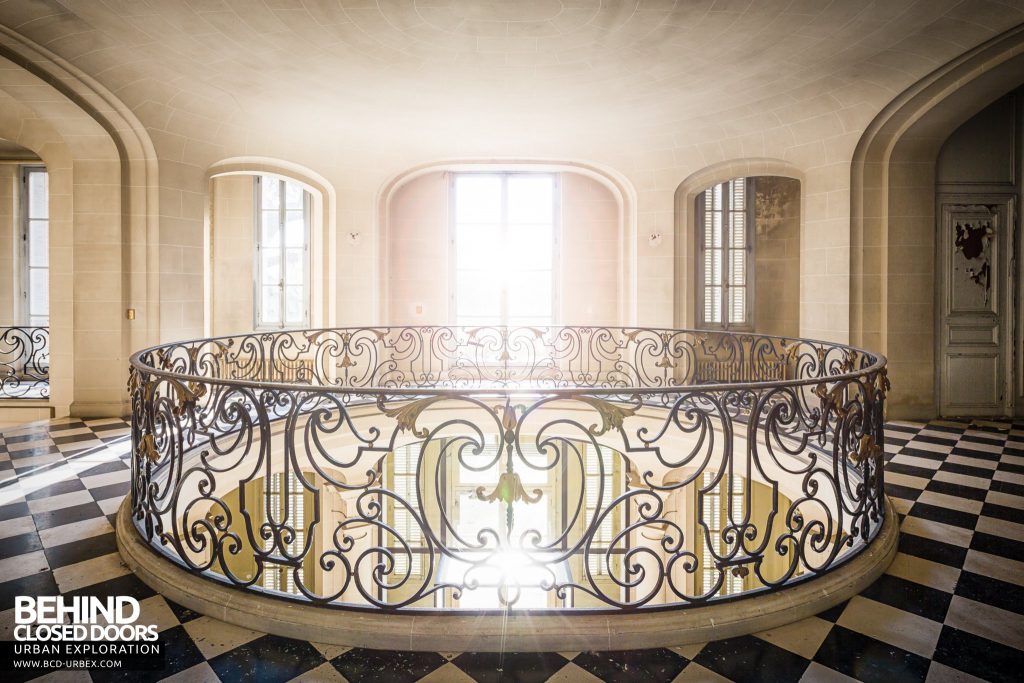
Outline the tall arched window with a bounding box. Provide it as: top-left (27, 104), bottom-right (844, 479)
top-left (255, 174), bottom-right (310, 329)
top-left (695, 178), bottom-right (754, 330)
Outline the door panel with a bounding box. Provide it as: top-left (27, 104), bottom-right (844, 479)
top-left (945, 355), bottom-right (1002, 406)
top-left (937, 200), bottom-right (1013, 416)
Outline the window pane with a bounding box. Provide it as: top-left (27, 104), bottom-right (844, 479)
top-left (284, 181), bottom-right (303, 210)
top-left (729, 286), bottom-right (746, 324)
top-left (261, 287), bottom-right (281, 324)
top-left (262, 211), bottom-right (281, 245)
top-left (703, 205), bottom-right (715, 247)
top-left (729, 249), bottom-right (746, 286)
top-left (514, 498), bottom-right (549, 537)
top-left (284, 211), bottom-right (304, 247)
top-left (262, 249), bottom-right (281, 285)
top-left (260, 176), bottom-right (279, 209)
top-left (29, 221), bottom-right (48, 267)
top-left (729, 212), bottom-right (745, 248)
top-left (29, 269), bottom-right (48, 316)
top-left (710, 211), bottom-right (722, 248)
top-left (28, 171), bottom-right (47, 219)
top-left (285, 286), bottom-right (303, 323)
top-left (455, 176), bottom-right (501, 224)
top-left (707, 248), bottom-right (722, 286)
top-left (507, 277), bottom-right (552, 322)
top-left (456, 272), bottom-right (501, 318)
top-left (458, 446), bottom-right (500, 484)
top-left (704, 286), bottom-right (721, 324)
top-left (507, 176), bottom-right (553, 224)
top-left (508, 224), bottom-right (552, 270)
top-left (458, 317), bottom-right (501, 328)
top-left (456, 224), bottom-right (500, 267)
top-left (452, 173), bottom-right (557, 328)
top-left (699, 177), bottom-right (753, 329)
top-left (515, 443), bottom-right (551, 485)
top-left (729, 178), bottom-right (745, 211)
top-left (285, 249), bottom-right (304, 285)
top-left (457, 491), bottom-right (499, 543)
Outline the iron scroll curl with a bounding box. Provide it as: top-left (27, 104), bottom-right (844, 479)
top-left (129, 326), bottom-right (887, 611)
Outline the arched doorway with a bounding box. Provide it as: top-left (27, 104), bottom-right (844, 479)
top-left (850, 25), bottom-right (1024, 419)
top-left (933, 87), bottom-right (1022, 416)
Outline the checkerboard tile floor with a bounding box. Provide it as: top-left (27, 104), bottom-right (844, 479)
top-left (1, 417), bottom-right (1022, 682)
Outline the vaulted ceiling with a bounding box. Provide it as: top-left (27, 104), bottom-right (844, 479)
top-left (0, 0), bottom-right (1022, 168)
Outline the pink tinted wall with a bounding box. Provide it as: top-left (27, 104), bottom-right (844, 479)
top-left (559, 172), bottom-right (620, 326)
top-left (386, 170), bottom-right (621, 327)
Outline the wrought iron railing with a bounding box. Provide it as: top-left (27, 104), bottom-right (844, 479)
top-left (0, 326), bottom-right (49, 399)
top-left (129, 326), bottom-right (888, 611)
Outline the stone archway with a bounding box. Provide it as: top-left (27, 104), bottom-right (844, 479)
top-left (850, 25), bottom-right (1024, 418)
top-left (0, 27), bottom-right (158, 417)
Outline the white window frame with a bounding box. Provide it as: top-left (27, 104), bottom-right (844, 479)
top-left (448, 171), bottom-right (560, 328)
top-left (253, 175), bottom-right (311, 330)
top-left (20, 165), bottom-right (48, 327)
top-left (695, 177), bottom-right (755, 331)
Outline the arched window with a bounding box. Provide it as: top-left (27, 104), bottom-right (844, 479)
top-left (695, 177), bottom-right (753, 330)
top-left (254, 174), bottom-right (310, 329)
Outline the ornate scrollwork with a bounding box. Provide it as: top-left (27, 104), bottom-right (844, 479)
top-left (0, 326), bottom-right (49, 398)
top-left (128, 325), bottom-right (887, 611)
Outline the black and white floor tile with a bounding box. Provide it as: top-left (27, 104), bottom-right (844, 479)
top-left (1, 417), bottom-right (1023, 682)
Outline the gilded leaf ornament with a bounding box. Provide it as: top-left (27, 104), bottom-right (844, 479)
top-left (474, 471), bottom-right (543, 506)
top-left (382, 395), bottom-right (446, 437)
top-left (138, 433), bottom-right (159, 463)
top-left (573, 395), bottom-right (639, 435)
top-left (850, 434), bottom-right (881, 466)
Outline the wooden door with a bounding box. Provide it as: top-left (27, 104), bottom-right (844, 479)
top-left (937, 199), bottom-right (1014, 416)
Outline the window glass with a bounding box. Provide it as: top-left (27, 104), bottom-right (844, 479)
top-left (255, 175), bottom-right (310, 328)
top-left (455, 175), bottom-right (502, 224)
top-left (698, 177), bottom-right (752, 329)
top-left (452, 173), bottom-right (557, 327)
top-left (22, 167), bottom-right (48, 325)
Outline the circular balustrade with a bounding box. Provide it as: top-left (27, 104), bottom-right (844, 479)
top-left (118, 326), bottom-right (896, 650)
